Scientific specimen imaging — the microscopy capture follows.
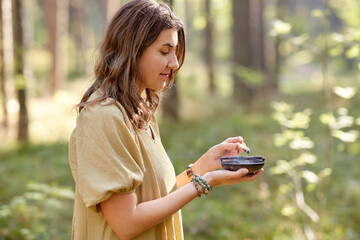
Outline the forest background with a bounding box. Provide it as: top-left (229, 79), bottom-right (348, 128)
top-left (0, 0), bottom-right (359, 239)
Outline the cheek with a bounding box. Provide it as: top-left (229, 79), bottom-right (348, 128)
top-left (139, 53), bottom-right (167, 81)
top-left (148, 57), bottom-right (165, 74)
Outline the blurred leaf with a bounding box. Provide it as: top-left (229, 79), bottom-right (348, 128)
top-left (27, 182), bottom-right (74, 200)
top-left (274, 130), bottom-right (311, 147)
top-left (345, 45), bottom-right (360, 59)
top-left (289, 136), bottom-right (314, 149)
top-left (328, 46), bottom-right (344, 57)
top-left (281, 205), bottom-right (296, 216)
top-left (274, 133), bottom-right (290, 147)
top-left (333, 130), bottom-right (359, 142)
top-left (271, 101), bottom-right (293, 115)
top-left (270, 160), bottom-right (292, 175)
top-left (318, 168), bottom-right (332, 178)
top-left (0, 206), bottom-right (11, 217)
top-left (311, 9), bottom-right (324, 18)
top-left (302, 170), bottom-right (319, 183)
top-left (290, 152), bottom-right (317, 167)
top-left (330, 33), bottom-right (345, 43)
top-left (320, 111), bottom-right (354, 130)
top-left (272, 101), bottom-right (311, 129)
top-left (44, 198), bottom-right (62, 209)
top-left (290, 111), bottom-right (312, 129)
top-left (193, 16), bottom-right (206, 30)
top-left (320, 112), bottom-right (336, 126)
top-left (24, 192), bottom-right (45, 201)
top-left (270, 19), bottom-right (292, 36)
top-left (311, 9), bottom-right (330, 18)
top-left (274, 130), bottom-right (297, 147)
top-left (234, 65), bottom-right (265, 86)
top-left (336, 115), bottom-right (354, 128)
top-left (337, 108), bottom-right (348, 116)
top-left (346, 27), bottom-right (360, 41)
top-left (356, 117), bottom-right (360, 125)
top-left (27, 182), bottom-right (50, 193)
top-left (279, 183), bottom-right (293, 194)
top-left (19, 228), bottom-right (32, 237)
top-left (306, 183), bottom-right (316, 192)
top-left (291, 34), bottom-right (310, 46)
top-left (333, 86), bottom-right (357, 99)
top-left (10, 196), bottom-right (27, 207)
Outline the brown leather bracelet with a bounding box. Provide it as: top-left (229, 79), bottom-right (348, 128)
top-left (186, 163), bottom-right (194, 180)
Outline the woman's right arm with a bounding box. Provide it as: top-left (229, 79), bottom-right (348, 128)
top-left (101, 164), bottom-right (262, 240)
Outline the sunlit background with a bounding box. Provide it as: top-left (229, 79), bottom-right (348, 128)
top-left (0, 0), bottom-right (359, 239)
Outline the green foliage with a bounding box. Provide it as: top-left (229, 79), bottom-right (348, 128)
top-left (0, 182), bottom-right (73, 240)
top-left (269, 89), bottom-right (360, 238)
top-left (0, 143), bottom-right (74, 239)
top-left (2, 0), bottom-right (360, 239)
top-left (234, 65), bottom-right (265, 87)
top-left (1, 90), bottom-right (360, 239)
top-left (321, 87), bottom-right (359, 144)
top-left (270, 101), bottom-right (322, 224)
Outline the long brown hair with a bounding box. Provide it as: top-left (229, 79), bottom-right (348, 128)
top-left (78, 0), bottom-right (185, 129)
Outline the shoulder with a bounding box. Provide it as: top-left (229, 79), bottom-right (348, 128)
top-left (77, 96), bottom-right (133, 130)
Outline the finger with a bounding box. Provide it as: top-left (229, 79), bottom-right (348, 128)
top-left (218, 143), bottom-right (249, 156)
top-left (225, 136), bottom-right (244, 144)
top-left (217, 168), bottom-right (249, 180)
top-left (242, 169), bottom-right (264, 179)
top-left (220, 143), bottom-right (243, 151)
top-left (238, 142), bottom-right (250, 154)
top-left (234, 168), bottom-right (249, 177)
top-left (254, 168), bottom-right (264, 175)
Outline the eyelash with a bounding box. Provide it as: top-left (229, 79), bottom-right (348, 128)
top-left (161, 51), bottom-right (170, 55)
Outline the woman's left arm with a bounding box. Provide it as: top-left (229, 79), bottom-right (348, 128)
top-left (176, 136), bottom-right (246, 188)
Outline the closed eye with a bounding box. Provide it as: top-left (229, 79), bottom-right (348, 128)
top-left (161, 51), bottom-right (170, 55)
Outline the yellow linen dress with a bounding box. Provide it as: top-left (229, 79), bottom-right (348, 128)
top-left (68, 94), bottom-right (183, 239)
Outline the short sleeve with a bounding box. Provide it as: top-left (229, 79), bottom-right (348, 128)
top-left (73, 101), bottom-right (145, 212)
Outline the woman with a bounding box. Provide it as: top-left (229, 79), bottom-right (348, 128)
top-left (68, 0), bottom-right (263, 239)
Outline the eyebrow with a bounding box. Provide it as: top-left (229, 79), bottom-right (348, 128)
top-left (161, 43), bottom-right (177, 48)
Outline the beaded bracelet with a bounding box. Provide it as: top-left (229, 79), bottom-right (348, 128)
top-left (186, 163), bottom-right (194, 180)
top-left (191, 174), bottom-right (212, 197)
top-left (191, 179), bottom-right (202, 197)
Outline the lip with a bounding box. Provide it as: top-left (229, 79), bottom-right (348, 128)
top-left (160, 73), bottom-right (170, 78)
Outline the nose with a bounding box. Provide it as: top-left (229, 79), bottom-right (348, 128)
top-left (168, 53), bottom-right (179, 70)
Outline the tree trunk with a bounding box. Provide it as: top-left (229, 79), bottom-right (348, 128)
top-left (70, 0), bottom-right (92, 75)
top-left (249, 0), bottom-right (265, 73)
top-left (184, 0), bottom-right (192, 47)
top-left (97, 0), bottom-right (108, 36)
top-left (45, 0), bottom-right (68, 94)
top-left (0, 0), bottom-right (8, 133)
top-left (205, 0), bottom-right (215, 95)
top-left (271, 0), bottom-right (288, 91)
top-left (161, 0), bottom-right (179, 121)
top-left (249, 0), bottom-right (270, 101)
top-left (232, 0), bottom-right (253, 104)
top-left (12, 0), bottom-right (28, 142)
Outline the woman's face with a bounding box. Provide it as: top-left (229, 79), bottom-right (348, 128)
top-left (137, 28), bottom-right (179, 93)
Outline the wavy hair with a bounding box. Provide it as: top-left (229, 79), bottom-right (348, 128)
top-left (78, 0), bottom-right (185, 129)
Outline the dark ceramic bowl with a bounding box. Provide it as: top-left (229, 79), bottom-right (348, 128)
top-left (220, 156), bottom-right (265, 174)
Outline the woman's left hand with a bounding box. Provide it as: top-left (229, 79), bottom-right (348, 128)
top-left (192, 136), bottom-right (248, 176)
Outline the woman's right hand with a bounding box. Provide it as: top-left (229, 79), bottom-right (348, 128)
top-left (203, 168), bottom-right (263, 188)
top-left (192, 136), bottom-right (248, 176)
